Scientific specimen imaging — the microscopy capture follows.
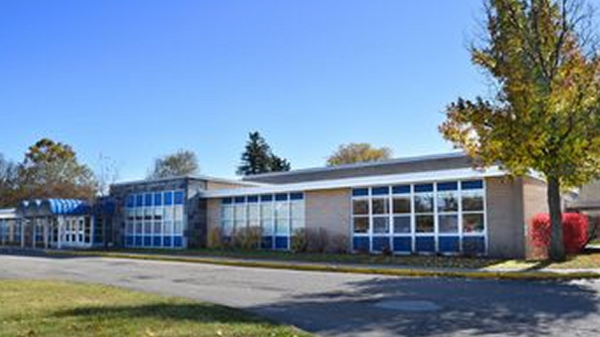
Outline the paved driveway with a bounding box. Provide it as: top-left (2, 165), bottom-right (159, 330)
top-left (1, 254), bottom-right (600, 337)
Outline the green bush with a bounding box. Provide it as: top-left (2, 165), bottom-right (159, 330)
top-left (291, 228), bottom-right (308, 253)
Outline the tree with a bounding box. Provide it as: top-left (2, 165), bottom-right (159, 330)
top-left (95, 154), bottom-right (119, 197)
top-left (439, 0), bottom-right (600, 261)
top-left (18, 138), bottom-right (97, 201)
top-left (0, 154), bottom-right (18, 207)
top-left (326, 143), bottom-right (393, 166)
top-left (237, 132), bottom-right (291, 175)
top-left (148, 150), bottom-right (199, 179)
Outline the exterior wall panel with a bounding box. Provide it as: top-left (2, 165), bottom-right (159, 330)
top-left (305, 188), bottom-right (352, 252)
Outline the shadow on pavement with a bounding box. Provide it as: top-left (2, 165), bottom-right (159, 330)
top-left (249, 277), bottom-right (600, 336)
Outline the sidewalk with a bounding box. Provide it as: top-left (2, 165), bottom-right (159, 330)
top-left (35, 249), bottom-right (600, 281)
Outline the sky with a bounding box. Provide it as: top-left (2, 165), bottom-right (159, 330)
top-left (1, 0), bottom-right (499, 181)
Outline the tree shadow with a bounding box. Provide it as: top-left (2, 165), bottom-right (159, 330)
top-left (248, 277), bottom-right (600, 337)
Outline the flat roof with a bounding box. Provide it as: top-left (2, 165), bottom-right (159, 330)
top-left (242, 151), bottom-right (467, 181)
top-left (203, 165), bottom-right (505, 198)
top-left (111, 174), bottom-right (265, 188)
top-left (0, 208), bottom-right (17, 220)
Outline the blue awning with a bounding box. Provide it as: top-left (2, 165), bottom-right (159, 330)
top-left (44, 199), bottom-right (91, 215)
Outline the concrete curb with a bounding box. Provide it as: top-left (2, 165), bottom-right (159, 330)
top-left (42, 250), bottom-right (600, 281)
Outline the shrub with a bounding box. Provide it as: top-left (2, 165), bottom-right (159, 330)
top-left (232, 226), bottom-right (262, 250)
top-left (306, 228), bottom-right (329, 253)
top-left (327, 234), bottom-right (350, 254)
top-left (207, 227), bottom-right (224, 249)
top-left (291, 228), bottom-right (308, 253)
top-left (530, 212), bottom-right (589, 256)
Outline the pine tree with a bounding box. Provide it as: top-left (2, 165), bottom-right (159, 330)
top-left (237, 132), bottom-right (291, 175)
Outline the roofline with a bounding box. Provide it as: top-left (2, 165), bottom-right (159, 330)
top-left (204, 165), bottom-right (506, 198)
top-left (242, 151), bottom-right (467, 181)
top-left (111, 174), bottom-right (266, 188)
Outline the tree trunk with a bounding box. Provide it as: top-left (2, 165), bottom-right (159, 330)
top-left (547, 176), bottom-right (565, 261)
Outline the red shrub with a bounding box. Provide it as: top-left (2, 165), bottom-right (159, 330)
top-left (530, 213), bottom-right (589, 255)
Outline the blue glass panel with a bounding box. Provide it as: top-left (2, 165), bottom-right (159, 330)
top-left (125, 236), bottom-right (134, 247)
top-left (393, 237), bottom-right (412, 252)
top-left (260, 195), bottom-right (273, 202)
top-left (163, 236), bottom-right (172, 247)
top-left (414, 184), bottom-right (434, 193)
top-left (144, 193), bottom-right (153, 207)
top-left (439, 236), bottom-right (460, 253)
top-left (134, 236), bottom-right (143, 247)
top-left (275, 236), bottom-right (289, 249)
top-left (353, 237), bottom-right (370, 252)
top-left (154, 193), bottom-right (163, 206)
top-left (222, 197), bottom-right (233, 205)
top-left (126, 195), bottom-right (135, 208)
top-left (222, 236), bottom-right (232, 245)
top-left (372, 236), bottom-right (391, 251)
top-left (372, 187), bottom-right (390, 196)
top-left (234, 196), bottom-right (246, 204)
top-left (437, 182), bottom-right (458, 191)
top-left (415, 236), bottom-right (435, 252)
top-left (173, 236), bottom-right (183, 247)
top-left (135, 194), bottom-right (144, 207)
top-left (164, 192), bottom-right (173, 206)
top-left (247, 195), bottom-right (259, 203)
top-left (174, 191), bottom-right (184, 205)
top-left (462, 180), bottom-right (484, 190)
top-left (463, 236), bottom-right (486, 255)
top-left (153, 237), bottom-right (162, 247)
top-left (275, 194), bottom-right (288, 201)
top-left (352, 188), bottom-right (369, 197)
top-left (290, 193), bottom-right (304, 200)
top-left (392, 185), bottom-right (411, 194)
top-left (143, 236), bottom-right (152, 246)
top-left (261, 236), bottom-right (273, 249)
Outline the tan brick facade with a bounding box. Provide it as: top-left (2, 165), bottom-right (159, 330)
top-left (304, 188), bottom-right (352, 251)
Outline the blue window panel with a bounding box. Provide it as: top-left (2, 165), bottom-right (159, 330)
top-left (414, 184), bottom-right (434, 193)
top-left (261, 236), bottom-right (273, 249)
top-left (222, 197), bottom-right (233, 205)
top-left (144, 193), bottom-right (153, 207)
top-left (143, 236), bottom-right (152, 247)
top-left (234, 196), bottom-right (246, 204)
top-left (163, 236), bottom-right (173, 247)
top-left (126, 195), bottom-right (135, 208)
top-left (393, 237), bottom-right (412, 252)
top-left (462, 180), bottom-right (484, 190)
top-left (154, 193), bottom-right (163, 206)
top-left (372, 236), bottom-right (391, 252)
top-left (437, 182), bottom-right (458, 192)
top-left (415, 236), bottom-right (435, 252)
top-left (392, 185), bottom-right (411, 194)
top-left (164, 192), bottom-right (174, 206)
top-left (153, 237), bottom-right (162, 247)
top-left (353, 237), bottom-right (370, 252)
top-left (463, 236), bottom-right (486, 255)
top-left (174, 191), bottom-right (185, 205)
top-left (134, 236), bottom-right (143, 247)
top-left (275, 236), bottom-right (289, 249)
top-left (260, 195), bottom-right (273, 202)
top-left (439, 236), bottom-right (460, 253)
top-left (275, 194), bottom-right (288, 201)
top-left (125, 236), bottom-right (134, 247)
top-left (247, 195), bottom-right (259, 203)
top-left (173, 236), bottom-right (183, 247)
top-left (352, 188), bottom-right (369, 197)
top-left (290, 193), bottom-right (304, 201)
top-left (135, 194), bottom-right (144, 207)
top-left (222, 236), bottom-right (232, 246)
top-left (372, 186), bottom-right (390, 196)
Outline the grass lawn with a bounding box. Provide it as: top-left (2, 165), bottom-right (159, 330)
top-left (0, 280), bottom-right (311, 337)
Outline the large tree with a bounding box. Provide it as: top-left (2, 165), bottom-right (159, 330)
top-left (237, 132), bottom-right (291, 175)
top-left (0, 154), bottom-right (18, 207)
top-left (148, 150), bottom-right (199, 179)
top-left (326, 143), bottom-right (392, 166)
top-left (18, 138), bottom-right (97, 201)
top-left (440, 0), bottom-right (600, 261)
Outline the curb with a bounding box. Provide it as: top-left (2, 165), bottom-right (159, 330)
top-left (42, 250), bottom-right (600, 281)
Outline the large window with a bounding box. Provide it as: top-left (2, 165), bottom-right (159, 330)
top-left (351, 180), bottom-right (487, 255)
top-left (220, 193), bottom-right (305, 250)
top-left (124, 190), bottom-right (186, 249)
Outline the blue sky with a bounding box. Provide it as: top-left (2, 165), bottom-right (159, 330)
top-left (1, 1), bottom-right (492, 180)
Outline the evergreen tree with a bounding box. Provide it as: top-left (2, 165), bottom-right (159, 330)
top-left (237, 132), bottom-right (291, 175)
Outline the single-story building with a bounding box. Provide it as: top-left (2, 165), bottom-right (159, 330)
top-left (0, 152), bottom-right (559, 258)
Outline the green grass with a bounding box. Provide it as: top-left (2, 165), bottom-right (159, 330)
top-left (0, 280), bottom-right (311, 337)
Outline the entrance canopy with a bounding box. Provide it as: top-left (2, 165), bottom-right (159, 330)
top-left (17, 199), bottom-right (91, 218)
